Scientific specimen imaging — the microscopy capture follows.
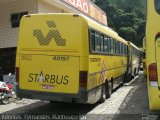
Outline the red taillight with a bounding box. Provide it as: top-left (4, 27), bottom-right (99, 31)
top-left (15, 67), bottom-right (19, 83)
top-left (149, 63), bottom-right (158, 81)
top-left (79, 71), bottom-right (87, 88)
top-left (155, 32), bottom-right (160, 40)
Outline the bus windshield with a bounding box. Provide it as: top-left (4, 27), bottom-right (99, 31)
top-left (155, 0), bottom-right (160, 14)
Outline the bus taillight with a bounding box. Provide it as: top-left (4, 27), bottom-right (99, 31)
top-left (149, 63), bottom-right (158, 86)
top-left (79, 71), bottom-right (87, 88)
top-left (15, 67), bottom-right (19, 83)
top-left (155, 32), bottom-right (160, 40)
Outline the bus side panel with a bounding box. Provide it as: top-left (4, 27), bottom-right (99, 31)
top-left (146, 0), bottom-right (160, 110)
top-left (87, 54), bottom-right (127, 103)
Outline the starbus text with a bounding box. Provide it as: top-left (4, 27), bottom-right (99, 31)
top-left (28, 73), bottom-right (69, 85)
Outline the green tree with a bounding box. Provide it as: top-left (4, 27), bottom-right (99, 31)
top-left (95, 0), bottom-right (146, 47)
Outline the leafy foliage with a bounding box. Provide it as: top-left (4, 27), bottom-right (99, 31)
top-left (95, 0), bottom-right (146, 47)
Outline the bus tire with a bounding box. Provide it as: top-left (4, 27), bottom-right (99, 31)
top-left (99, 85), bottom-right (106, 103)
top-left (125, 73), bottom-right (132, 83)
top-left (106, 81), bottom-right (112, 98)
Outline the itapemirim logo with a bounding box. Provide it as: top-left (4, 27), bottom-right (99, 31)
top-left (33, 20), bottom-right (66, 46)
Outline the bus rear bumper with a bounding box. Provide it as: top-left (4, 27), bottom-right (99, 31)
top-left (16, 86), bottom-right (88, 104)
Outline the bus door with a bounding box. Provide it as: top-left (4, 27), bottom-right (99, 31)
top-left (155, 33), bottom-right (160, 87)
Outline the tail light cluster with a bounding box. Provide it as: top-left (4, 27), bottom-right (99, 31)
top-left (79, 71), bottom-right (87, 88)
top-left (149, 63), bottom-right (158, 87)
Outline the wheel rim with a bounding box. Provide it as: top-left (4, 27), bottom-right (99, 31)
top-left (108, 82), bottom-right (112, 95)
top-left (103, 86), bottom-right (106, 99)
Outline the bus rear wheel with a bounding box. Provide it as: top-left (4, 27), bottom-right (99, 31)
top-left (124, 73), bottom-right (132, 83)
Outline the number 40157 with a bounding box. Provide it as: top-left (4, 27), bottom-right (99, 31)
top-left (53, 56), bottom-right (69, 61)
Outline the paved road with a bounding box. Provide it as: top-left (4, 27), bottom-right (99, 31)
top-left (0, 86), bottom-right (133, 120)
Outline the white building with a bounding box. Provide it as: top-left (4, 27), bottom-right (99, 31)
top-left (0, 0), bottom-right (107, 78)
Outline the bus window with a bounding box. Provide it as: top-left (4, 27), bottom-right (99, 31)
top-left (122, 44), bottom-right (124, 55)
top-left (108, 38), bottom-right (111, 54)
top-left (95, 32), bottom-right (101, 52)
top-left (112, 39), bottom-right (116, 54)
top-left (118, 42), bottom-right (120, 55)
top-left (90, 30), bottom-right (95, 52)
top-left (124, 44), bottom-right (126, 55)
top-left (116, 41), bottom-right (120, 54)
top-left (100, 35), bottom-right (104, 52)
top-left (111, 38), bottom-right (114, 54)
top-left (124, 45), bottom-right (127, 55)
top-left (120, 43), bottom-right (122, 55)
top-left (155, 0), bottom-right (160, 14)
top-left (115, 41), bottom-right (118, 54)
top-left (104, 36), bottom-right (109, 53)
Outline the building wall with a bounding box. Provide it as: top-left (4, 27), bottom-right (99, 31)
top-left (0, 0), bottom-right (38, 48)
top-left (38, 0), bottom-right (65, 13)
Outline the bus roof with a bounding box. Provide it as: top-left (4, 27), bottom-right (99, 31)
top-left (129, 41), bottom-right (139, 50)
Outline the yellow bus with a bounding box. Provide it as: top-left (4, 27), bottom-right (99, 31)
top-left (126, 42), bottom-right (140, 81)
top-left (16, 13), bottom-right (128, 104)
top-left (146, 0), bottom-right (160, 110)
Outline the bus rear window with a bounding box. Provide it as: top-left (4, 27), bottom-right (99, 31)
top-left (155, 0), bottom-right (160, 14)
